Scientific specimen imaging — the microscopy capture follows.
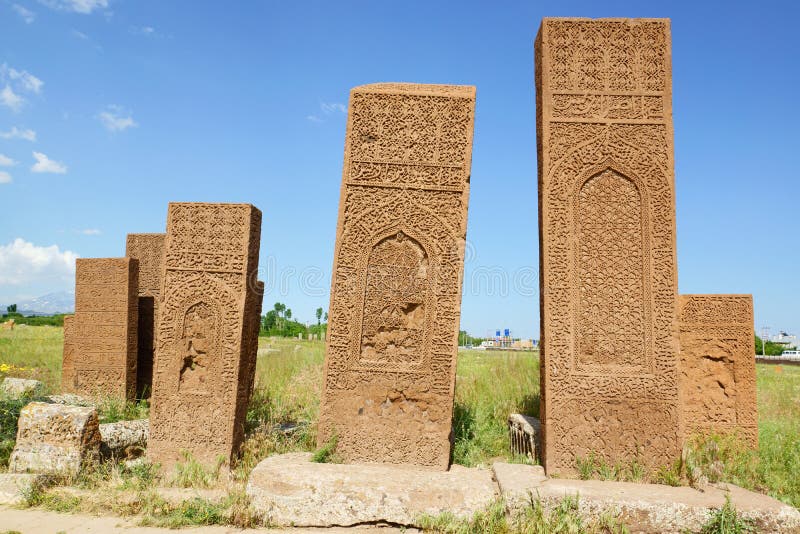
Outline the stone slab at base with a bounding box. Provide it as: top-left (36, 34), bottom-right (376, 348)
top-left (246, 453), bottom-right (497, 527)
top-left (493, 462), bottom-right (800, 534)
top-left (0, 473), bottom-right (48, 505)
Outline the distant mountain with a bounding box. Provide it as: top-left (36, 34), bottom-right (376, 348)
top-left (2, 291), bottom-right (75, 315)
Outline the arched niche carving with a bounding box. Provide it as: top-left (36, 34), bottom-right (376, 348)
top-left (571, 163), bottom-right (653, 373)
top-left (178, 300), bottom-right (220, 393)
top-left (358, 231), bottom-right (431, 370)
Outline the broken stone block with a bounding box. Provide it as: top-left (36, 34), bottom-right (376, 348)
top-left (44, 393), bottom-right (95, 407)
top-left (99, 418), bottom-right (148, 459)
top-left (508, 413), bottom-right (541, 462)
top-left (0, 377), bottom-right (45, 400)
top-left (9, 402), bottom-right (101, 476)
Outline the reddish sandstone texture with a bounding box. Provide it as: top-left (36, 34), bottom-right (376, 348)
top-left (536, 18), bottom-right (682, 474)
top-left (125, 233), bottom-right (165, 398)
top-left (678, 295), bottom-right (757, 447)
top-left (318, 83), bottom-right (476, 469)
top-left (147, 203), bottom-right (261, 468)
top-left (62, 258), bottom-right (138, 400)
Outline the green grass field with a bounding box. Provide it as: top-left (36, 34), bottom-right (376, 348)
top-left (1, 326), bottom-right (798, 510)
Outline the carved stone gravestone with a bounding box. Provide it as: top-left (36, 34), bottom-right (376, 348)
top-left (243, 280), bottom-right (264, 403)
top-left (536, 18), bottom-right (681, 473)
top-left (678, 295), bottom-right (757, 446)
top-left (148, 203), bottom-right (262, 468)
top-left (318, 83), bottom-right (476, 469)
top-left (62, 258), bottom-right (138, 400)
top-left (126, 233), bottom-right (165, 398)
top-left (61, 314), bottom-right (75, 391)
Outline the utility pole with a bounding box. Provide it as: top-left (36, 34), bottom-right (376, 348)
top-left (761, 326), bottom-right (771, 357)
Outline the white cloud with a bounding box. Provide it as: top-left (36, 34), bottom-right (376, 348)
top-left (98, 105), bottom-right (137, 132)
top-left (0, 126), bottom-right (36, 141)
top-left (0, 64), bottom-right (44, 111)
top-left (130, 25), bottom-right (156, 36)
top-left (80, 228), bottom-right (100, 235)
top-left (9, 69), bottom-right (43, 94)
top-left (0, 154), bottom-right (17, 167)
top-left (308, 102), bottom-right (346, 123)
top-left (0, 238), bottom-right (78, 286)
top-left (31, 151), bottom-right (67, 174)
top-left (321, 102), bottom-right (346, 114)
top-left (12, 4), bottom-right (36, 23)
top-left (38, 0), bottom-right (108, 14)
top-left (0, 171), bottom-right (11, 184)
top-left (71, 29), bottom-right (89, 40)
top-left (1, 85), bottom-right (24, 111)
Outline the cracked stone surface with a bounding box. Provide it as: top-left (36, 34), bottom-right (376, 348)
top-left (493, 462), bottom-right (800, 534)
top-left (246, 453), bottom-right (497, 527)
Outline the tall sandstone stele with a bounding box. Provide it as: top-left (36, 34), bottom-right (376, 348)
top-left (148, 202), bottom-right (262, 468)
top-left (62, 258), bottom-right (138, 400)
top-left (536, 18), bottom-right (682, 473)
top-left (678, 295), bottom-right (757, 447)
top-left (125, 233), bottom-right (166, 398)
top-left (318, 83), bottom-right (476, 469)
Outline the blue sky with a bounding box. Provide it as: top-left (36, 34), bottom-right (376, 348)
top-left (1, 0), bottom-right (798, 340)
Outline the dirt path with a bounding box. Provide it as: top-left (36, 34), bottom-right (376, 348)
top-left (0, 506), bottom-right (409, 533)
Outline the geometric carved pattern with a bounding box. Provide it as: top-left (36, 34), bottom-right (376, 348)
top-left (576, 169), bottom-right (648, 370)
top-left (536, 18), bottom-right (681, 474)
top-left (61, 258), bottom-right (138, 400)
top-left (148, 203), bottom-right (262, 468)
top-left (126, 233), bottom-right (165, 398)
top-left (678, 295), bottom-right (757, 447)
top-left (319, 83), bottom-right (475, 469)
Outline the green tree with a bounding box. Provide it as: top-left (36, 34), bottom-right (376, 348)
top-left (286, 309), bottom-right (292, 321)
top-left (6, 304), bottom-right (16, 313)
top-left (273, 302), bottom-right (286, 331)
top-left (316, 307), bottom-right (323, 325)
top-left (262, 310), bottom-right (278, 331)
top-left (755, 335), bottom-right (794, 356)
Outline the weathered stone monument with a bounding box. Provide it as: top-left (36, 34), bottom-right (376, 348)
top-left (9, 402), bottom-right (101, 475)
top-left (318, 83), bottom-right (476, 469)
top-left (61, 314), bottom-right (75, 388)
top-left (148, 202), bottom-right (262, 467)
top-left (536, 18), bottom-right (682, 473)
top-left (62, 258), bottom-right (138, 400)
top-left (126, 233), bottom-right (166, 398)
top-left (678, 295), bottom-right (757, 446)
top-left (243, 280), bottom-right (265, 401)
